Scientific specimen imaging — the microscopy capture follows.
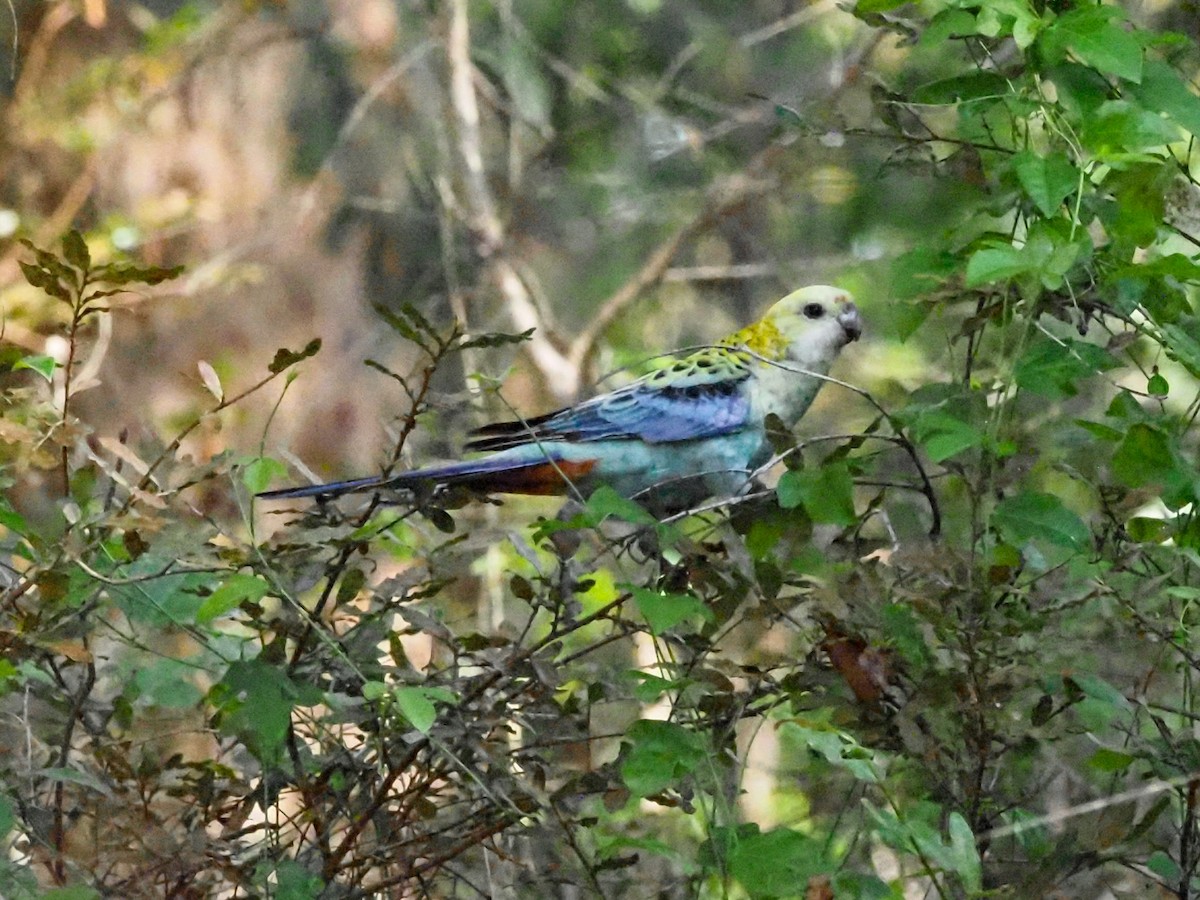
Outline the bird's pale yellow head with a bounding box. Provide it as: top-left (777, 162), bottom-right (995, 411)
top-left (727, 285), bottom-right (861, 369)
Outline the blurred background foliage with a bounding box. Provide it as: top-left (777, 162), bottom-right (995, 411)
top-left (0, 0), bottom-right (1199, 897)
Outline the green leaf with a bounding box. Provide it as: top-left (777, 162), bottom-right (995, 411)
top-left (268, 338), bottom-right (322, 374)
top-left (36, 766), bottom-right (112, 796)
top-left (992, 491), bottom-right (1090, 551)
top-left (19, 259), bottom-right (70, 302)
top-left (270, 859), bottom-right (324, 900)
top-left (1098, 167), bottom-right (1170, 246)
top-left (393, 686), bottom-right (438, 733)
top-left (94, 262), bottom-right (184, 286)
top-left (832, 873), bottom-right (894, 900)
top-left (62, 230), bottom-right (91, 272)
top-left (373, 304), bottom-right (426, 345)
top-left (1084, 100), bottom-right (1180, 157)
top-left (107, 557), bottom-right (217, 627)
top-left (783, 716), bottom-right (879, 782)
top-left (891, 246), bottom-right (958, 301)
top-left (854, 0), bottom-right (911, 13)
top-left (243, 456), bottom-right (288, 495)
top-left (1070, 673), bottom-right (1131, 709)
top-left (881, 604), bottom-right (932, 670)
top-left (745, 515), bottom-right (785, 559)
top-left (0, 794), bottom-right (12, 839)
top-left (501, 34), bottom-right (551, 129)
top-left (1042, 7), bottom-right (1143, 83)
top-left (1161, 318), bottom-right (1200, 378)
top-left (776, 462), bottom-right (857, 526)
top-left (458, 327), bottom-right (535, 351)
top-left (1047, 62), bottom-right (1112, 117)
top-left (13, 354), bottom-right (57, 383)
top-left (912, 72), bottom-right (1009, 104)
top-left (133, 658), bottom-right (204, 708)
top-left (1111, 423), bottom-right (1175, 489)
top-left (1128, 59), bottom-right (1200, 138)
top-left (630, 586), bottom-right (712, 634)
top-left (946, 813), bottom-right (983, 892)
top-left (1147, 850), bottom-right (1183, 882)
top-left (920, 10), bottom-right (977, 48)
top-left (1087, 747), bottom-right (1136, 772)
top-left (906, 408), bottom-right (985, 462)
top-left (728, 828), bottom-right (831, 897)
top-left (584, 485), bottom-right (657, 525)
top-left (620, 720), bottom-right (707, 797)
top-left (1121, 254), bottom-right (1200, 281)
top-left (972, 0), bottom-right (1039, 44)
top-left (42, 888), bottom-right (102, 900)
top-left (213, 660), bottom-right (322, 767)
top-left (1013, 337), bottom-right (1117, 398)
top-left (196, 573), bottom-right (270, 624)
top-left (1013, 151), bottom-right (1078, 217)
top-left (1126, 516), bottom-right (1169, 543)
top-left (629, 671), bottom-right (676, 703)
top-left (965, 245), bottom-right (1029, 286)
top-left (361, 680), bottom-right (388, 701)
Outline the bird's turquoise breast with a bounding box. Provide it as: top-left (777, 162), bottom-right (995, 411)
top-left (552, 429), bottom-right (767, 514)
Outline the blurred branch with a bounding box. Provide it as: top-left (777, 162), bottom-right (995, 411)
top-left (664, 262), bottom-right (777, 282)
top-left (82, 0), bottom-right (106, 29)
top-left (298, 40), bottom-right (435, 225)
top-left (446, 0), bottom-right (580, 400)
top-left (739, 0), bottom-right (841, 47)
top-left (567, 172), bottom-right (774, 382)
top-left (0, 162), bottom-right (96, 306)
top-left (11, 1), bottom-right (76, 108)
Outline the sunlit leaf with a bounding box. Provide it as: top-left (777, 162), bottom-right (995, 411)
top-left (393, 686), bottom-right (438, 733)
top-left (965, 245), bottom-right (1028, 285)
top-left (197, 360), bottom-right (223, 401)
top-left (196, 573), bottom-right (270, 624)
top-left (13, 354), bottom-right (57, 383)
top-left (620, 720), bottom-right (707, 797)
top-left (728, 827), bottom-right (831, 897)
top-left (630, 586), bottom-right (712, 634)
top-left (585, 485), bottom-right (656, 525)
top-left (243, 456), bottom-right (287, 495)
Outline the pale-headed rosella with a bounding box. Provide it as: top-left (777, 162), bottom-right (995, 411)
top-left (258, 285), bottom-right (862, 515)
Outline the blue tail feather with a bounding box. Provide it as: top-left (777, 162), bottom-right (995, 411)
top-left (256, 451), bottom-right (585, 501)
top-left (255, 475), bottom-right (390, 501)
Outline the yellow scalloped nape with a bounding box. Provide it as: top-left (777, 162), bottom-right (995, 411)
top-left (721, 317), bottom-right (787, 359)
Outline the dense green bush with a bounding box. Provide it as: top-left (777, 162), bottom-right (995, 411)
top-left (1, 0), bottom-right (1199, 897)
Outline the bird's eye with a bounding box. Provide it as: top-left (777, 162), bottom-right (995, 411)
top-left (803, 303), bottom-right (825, 319)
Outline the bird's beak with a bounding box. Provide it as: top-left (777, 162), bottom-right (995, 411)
top-left (838, 302), bottom-right (863, 342)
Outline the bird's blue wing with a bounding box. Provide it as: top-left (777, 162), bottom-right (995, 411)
top-left (467, 347), bottom-right (754, 450)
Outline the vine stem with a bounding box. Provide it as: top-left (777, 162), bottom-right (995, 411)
top-left (58, 268), bottom-right (89, 495)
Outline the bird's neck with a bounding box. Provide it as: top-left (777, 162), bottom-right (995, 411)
top-left (720, 317), bottom-right (788, 361)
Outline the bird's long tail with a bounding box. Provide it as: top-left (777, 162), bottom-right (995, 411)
top-left (256, 453), bottom-right (598, 501)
